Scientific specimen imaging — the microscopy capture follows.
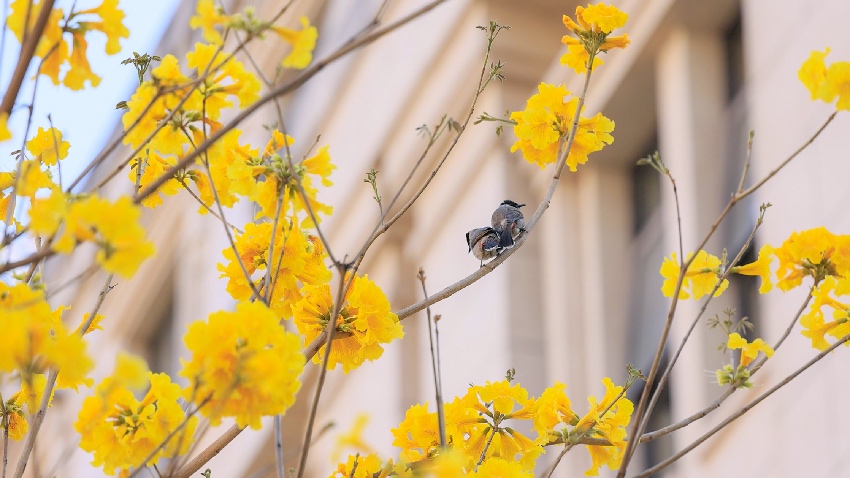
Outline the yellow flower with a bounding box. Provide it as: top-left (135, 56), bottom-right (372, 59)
top-left (580, 3), bottom-right (629, 33)
top-left (392, 403), bottom-right (440, 462)
top-left (5, 406), bottom-right (28, 441)
top-left (28, 190), bottom-right (69, 236)
top-left (130, 151), bottom-right (182, 208)
top-left (0, 283), bottom-right (93, 389)
top-left (510, 83), bottom-right (614, 171)
top-left (471, 457), bottom-right (533, 477)
top-left (187, 43), bottom-right (261, 114)
top-left (560, 3), bottom-right (630, 74)
top-left (329, 453), bottom-right (390, 478)
top-left (272, 16), bottom-right (318, 69)
top-left (77, 0), bottom-right (130, 55)
top-left (774, 227), bottom-right (849, 291)
top-left (53, 195), bottom-right (156, 278)
top-left (799, 49), bottom-right (831, 101)
top-left (574, 377), bottom-right (634, 476)
top-left (9, 0), bottom-right (127, 88)
top-left (190, 0), bottom-right (230, 44)
top-left (533, 381), bottom-right (578, 439)
top-left (180, 301), bottom-right (305, 430)
top-left (16, 159), bottom-right (56, 197)
top-left (660, 251), bottom-right (729, 299)
top-left (0, 112), bottom-right (11, 142)
top-left (64, 31), bottom-right (102, 90)
top-left (26, 127), bottom-right (70, 165)
top-left (75, 363), bottom-right (197, 477)
top-left (732, 244), bottom-right (775, 294)
top-left (727, 333), bottom-right (774, 367)
top-left (250, 132), bottom-right (335, 225)
top-left (800, 276), bottom-right (850, 351)
top-left (218, 221), bottom-right (332, 317)
top-left (292, 275), bottom-right (403, 372)
top-left (16, 373), bottom-right (54, 412)
top-left (799, 49), bottom-right (850, 111)
top-left (825, 61), bottom-right (850, 111)
top-left (459, 381), bottom-right (542, 470)
top-left (8, 0), bottom-right (68, 85)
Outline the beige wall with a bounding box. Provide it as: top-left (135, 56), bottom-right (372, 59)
top-left (39, 0), bottom-right (850, 476)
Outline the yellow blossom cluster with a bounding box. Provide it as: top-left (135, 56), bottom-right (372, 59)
top-left (28, 193), bottom-right (155, 278)
top-left (510, 83), bottom-right (615, 171)
top-left (122, 42), bottom-right (259, 156)
top-left (293, 275), bottom-right (404, 372)
top-left (660, 227), bottom-right (850, 352)
top-left (0, 282), bottom-right (93, 443)
top-left (716, 333), bottom-right (774, 389)
top-left (0, 282), bottom-right (94, 394)
top-left (218, 220), bottom-right (331, 317)
top-left (799, 48), bottom-right (850, 110)
top-left (561, 3), bottom-right (630, 73)
top-left (180, 301), bottom-right (305, 429)
top-left (660, 250), bottom-right (730, 300)
top-left (75, 354), bottom-right (197, 477)
top-left (388, 378), bottom-right (633, 476)
top-left (217, 130), bottom-right (336, 225)
top-left (190, 0), bottom-right (317, 69)
top-left (7, 0), bottom-right (128, 89)
top-left (1, 126), bottom-right (70, 231)
top-left (509, 3), bottom-right (626, 172)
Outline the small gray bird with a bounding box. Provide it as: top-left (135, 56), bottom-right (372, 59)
top-left (466, 227), bottom-right (501, 266)
top-left (491, 200), bottom-right (526, 248)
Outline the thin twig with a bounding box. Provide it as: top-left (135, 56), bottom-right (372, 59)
top-left (134, 0), bottom-right (449, 209)
top-left (0, 0), bottom-right (56, 117)
top-left (13, 273), bottom-right (114, 478)
top-left (295, 271), bottom-right (347, 478)
top-left (735, 131), bottom-right (754, 194)
top-left (636, 205), bottom-right (768, 445)
top-left (738, 112), bottom-right (836, 199)
top-left (391, 45), bottom-right (596, 322)
top-left (618, 112), bottom-right (836, 475)
top-left (274, 415), bottom-right (285, 478)
top-left (418, 268), bottom-right (445, 448)
top-left (634, 334), bottom-right (850, 478)
top-left (476, 427), bottom-right (498, 469)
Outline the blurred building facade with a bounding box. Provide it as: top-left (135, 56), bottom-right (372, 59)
top-left (34, 0), bottom-right (850, 477)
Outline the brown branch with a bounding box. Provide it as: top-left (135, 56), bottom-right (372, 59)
top-left (634, 334), bottom-right (850, 478)
top-left (0, 0), bottom-right (55, 117)
top-left (618, 112), bottom-right (837, 475)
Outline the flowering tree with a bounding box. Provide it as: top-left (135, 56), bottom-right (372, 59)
top-left (1, 1), bottom-right (848, 477)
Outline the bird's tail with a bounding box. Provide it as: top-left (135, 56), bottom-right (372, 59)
top-left (499, 229), bottom-right (515, 248)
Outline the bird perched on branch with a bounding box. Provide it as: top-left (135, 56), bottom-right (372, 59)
top-left (466, 227), bottom-right (501, 267)
top-left (491, 200), bottom-right (526, 248)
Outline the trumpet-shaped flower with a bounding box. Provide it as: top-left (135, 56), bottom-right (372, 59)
top-left (660, 250), bottom-right (729, 299)
top-left (292, 275), bottom-right (403, 372)
top-left (0, 282), bottom-right (93, 390)
top-left (800, 276), bottom-right (850, 351)
top-left (561, 4), bottom-right (630, 73)
top-left (272, 16), bottom-right (318, 69)
top-left (799, 49), bottom-right (850, 111)
top-left (181, 301), bottom-right (305, 430)
top-left (732, 244), bottom-right (775, 294)
top-left (574, 377), bottom-right (634, 476)
top-left (75, 360), bottom-right (197, 477)
top-left (774, 227), bottom-right (850, 291)
top-left (26, 127), bottom-right (70, 165)
top-left (510, 83), bottom-right (614, 171)
top-left (727, 332), bottom-right (774, 367)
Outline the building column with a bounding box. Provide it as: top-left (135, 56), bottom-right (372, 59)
top-left (655, 25), bottom-right (727, 471)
